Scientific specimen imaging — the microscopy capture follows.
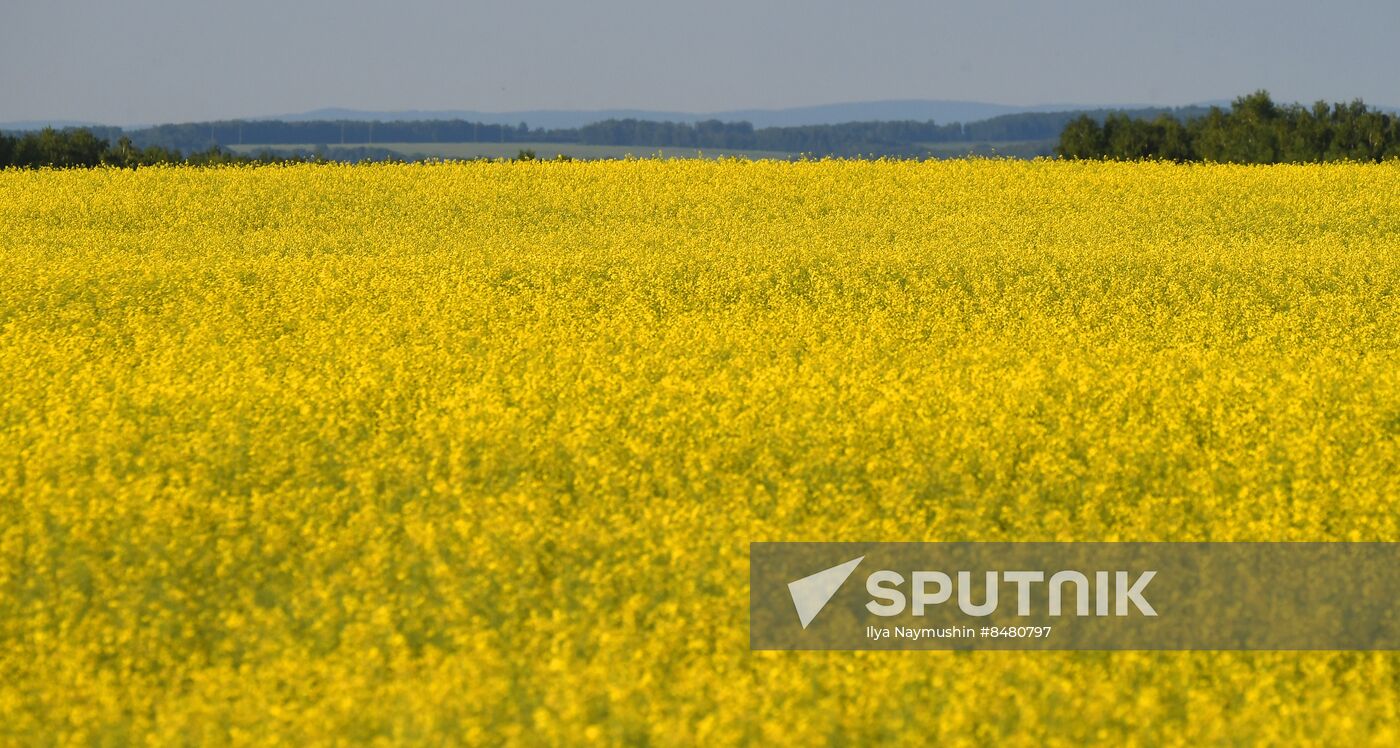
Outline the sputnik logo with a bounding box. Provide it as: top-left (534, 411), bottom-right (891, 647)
top-left (787, 556), bottom-right (864, 629)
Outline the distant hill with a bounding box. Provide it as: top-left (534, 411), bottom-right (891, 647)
top-left (263, 100), bottom-right (1127, 129)
top-left (0, 119), bottom-right (104, 131)
top-left (6, 98), bottom-right (1397, 133)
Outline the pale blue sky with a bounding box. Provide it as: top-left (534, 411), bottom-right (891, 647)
top-left (3, 0), bottom-right (1397, 124)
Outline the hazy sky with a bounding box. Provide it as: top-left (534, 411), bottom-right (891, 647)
top-left (3, 0), bottom-right (1397, 124)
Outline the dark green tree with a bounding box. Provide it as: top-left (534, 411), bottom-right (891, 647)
top-left (1054, 115), bottom-right (1106, 159)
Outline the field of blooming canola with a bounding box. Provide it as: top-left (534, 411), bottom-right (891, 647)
top-left (1, 159), bottom-right (1398, 745)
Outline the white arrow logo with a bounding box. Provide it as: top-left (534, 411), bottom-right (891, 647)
top-left (787, 556), bottom-right (865, 629)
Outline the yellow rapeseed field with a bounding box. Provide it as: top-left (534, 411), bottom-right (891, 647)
top-left (1, 159), bottom-right (1398, 745)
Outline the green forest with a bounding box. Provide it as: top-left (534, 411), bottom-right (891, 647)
top-left (0, 130), bottom-right (309, 169)
top-left (1057, 91), bottom-right (1400, 162)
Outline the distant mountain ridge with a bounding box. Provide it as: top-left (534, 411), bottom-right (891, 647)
top-left (7, 98), bottom-right (1396, 132)
top-left (267, 100), bottom-right (1121, 129)
top-left (0, 119), bottom-right (105, 131)
top-left (0, 100), bottom-right (1172, 131)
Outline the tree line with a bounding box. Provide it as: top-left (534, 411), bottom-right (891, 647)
top-left (0, 128), bottom-right (315, 168)
top-left (0, 128), bottom-right (555, 169)
top-left (7, 106), bottom-right (1209, 159)
top-left (1058, 91), bottom-right (1400, 162)
top-left (573, 108), bottom-right (1207, 155)
top-left (7, 92), bottom-right (1397, 166)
